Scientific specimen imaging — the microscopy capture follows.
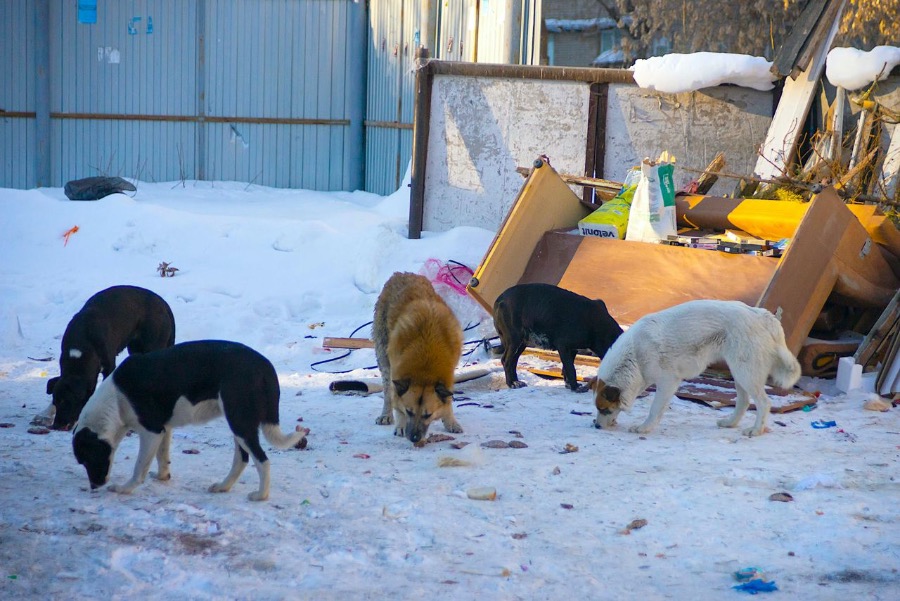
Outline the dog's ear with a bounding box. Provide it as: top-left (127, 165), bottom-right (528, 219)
top-left (392, 379), bottom-right (410, 398)
top-left (46, 376), bottom-right (60, 395)
top-left (434, 382), bottom-right (453, 402)
top-left (605, 386), bottom-right (621, 403)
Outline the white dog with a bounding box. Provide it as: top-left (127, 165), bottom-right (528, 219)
top-left (593, 300), bottom-right (801, 437)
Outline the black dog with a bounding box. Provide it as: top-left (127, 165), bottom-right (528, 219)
top-left (72, 340), bottom-right (306, 501)
top-left (42, 285), bottom-right (175, 430)
top-left (493, 283), bottom-right (623, 392)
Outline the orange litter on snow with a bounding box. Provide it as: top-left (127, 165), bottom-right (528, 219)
top-left (62, 225), bottom-right (79, 246)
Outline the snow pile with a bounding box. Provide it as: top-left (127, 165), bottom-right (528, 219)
top-left (826, 46), bottom-right (900, 91)
top-left (632, 52), bottom-right (777, 94)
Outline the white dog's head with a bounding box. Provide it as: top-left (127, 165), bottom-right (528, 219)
top-left (72, 427), bottom-right (114, 489)
top-left (593, 378), bottom-right (623, 429)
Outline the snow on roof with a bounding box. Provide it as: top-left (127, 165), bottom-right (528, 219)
top-left (631, 52), bottom-right (777, 94)
top-left (825, 46), bottom-right (900, 91)
top-left (544, 17), bottom-right (617, 33)
top-left (592, 47), bottom-right (626, 66)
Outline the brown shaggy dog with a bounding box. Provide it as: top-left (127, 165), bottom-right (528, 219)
top-left (372, 272), bottom-right (463, 444)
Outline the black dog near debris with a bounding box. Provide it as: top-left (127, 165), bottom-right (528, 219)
top-left (43, 285), bottom-right (175, 430)
top-left (493, 283), bottom-right (623, 392)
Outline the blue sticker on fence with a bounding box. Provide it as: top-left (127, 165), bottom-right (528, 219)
top-left (78, 1), bottom-right (97, 24)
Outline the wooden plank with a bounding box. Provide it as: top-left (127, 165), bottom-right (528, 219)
top-left (467, 159), bottom-right (592, 313)
top-left (876, 122), bottom-right (900, 201)
top-left (523, 348), bottom-right (600, 367)
top-left (770, 0), bottom-right (831, 78)
top-left (753, 4), bottom-right (843, 182)
top-left (694, 151), bottom-right (726, 194)
top-left (854, 288), bottom-right (900, 366)
top-left (828, 87), bottom-right (846, 162)
top-left (527, 367), bottom-right (590, 382)
top-left (527, 371), bottom-right (817, 413)
top-left (790, 0), bottom-right (844, 79)
top-left (514, 166), bottom-right (622, 197)
top-left (876, 326), bottom-right (900, 393)
top-left (323, 337), bottom-right (374, 349)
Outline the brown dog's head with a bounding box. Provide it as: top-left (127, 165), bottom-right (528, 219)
top-left (392, 379), bottom-right (453, 443)
top-left (593, 379), bottom-right (622, 429)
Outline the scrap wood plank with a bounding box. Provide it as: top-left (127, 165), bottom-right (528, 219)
top-left (769, 0), bottom-right (831, 78)
top-left (529, 370), bottom-right (816, 413)
top-left (753, 2), bottom-right (843, 184)
top-left (522, 348), bottom-right (600, 367)
top-left (875, 326), bottom-right (900, 394)
top-left (854, 288), bottom-right (900, 367)
top-left (876, 122), bottom-right (900, 201)
top-left (648, 376), bottom-right (817, 413)
top-left (790, 0), bottom-right (845, 78)
top-left (527, 367), bottom-right (590, 382)
top-left (323, 337), bottom-right (374, 349)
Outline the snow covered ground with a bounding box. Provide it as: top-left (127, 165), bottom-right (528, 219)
top-left (0, 177), bottom-right (898, 600)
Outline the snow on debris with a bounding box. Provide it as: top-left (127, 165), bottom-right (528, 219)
top-left (826, 46), bottom-right (900, 91)
top-left (632, 52), bottom-right (777, 94)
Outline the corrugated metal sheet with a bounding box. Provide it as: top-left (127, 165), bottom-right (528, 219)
top-left (49, 0), bottom-right (198, 185)
top-left (205, 0), bottom-right (360, 190)
top-left (0, 0), bottom-right (37, 188)
top-left (365, 0), bottom-right (421, 195)
top-left (1, 0), bottom-right (365, 191)
top-left (3, 1), bottom-right (534, 193)
top-left (365, 0), bottom-right (539, 195)
top-left (435, 0), bottom-right (477, 62)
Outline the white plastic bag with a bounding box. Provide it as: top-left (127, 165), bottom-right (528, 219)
top-left (624, 159), bottom-right (676, 243)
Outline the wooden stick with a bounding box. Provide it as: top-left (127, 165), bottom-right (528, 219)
top-left (323, 337), bottom-right (374, 349)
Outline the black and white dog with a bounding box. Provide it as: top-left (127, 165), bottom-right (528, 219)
top-left (493, 283), bottom-right (623, 392)
top-left (41, 285), bottom-right (176, 430)
top-left (72, 340), bottom-right (305, 501)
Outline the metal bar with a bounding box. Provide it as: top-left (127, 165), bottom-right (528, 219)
top-left (47, 112), bottom-right (349, 125)
top-left (364, 119), bottom-right (414, 130)
top-left (408, 52), bottom-right (433, 239)
top-left (424, 60), bottom-right (635, 84)
top-left (345, 0), bottom-right (368, 191)
top-left (34, 0), bottom-right (50, 187)
top-left (0, 112), bottom-right (37, 119)
top-left (196, 0), bottom-right (207, 181)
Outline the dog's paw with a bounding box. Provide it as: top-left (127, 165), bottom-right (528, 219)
top-left (151, 471), bottom-right (171, 482)
top-left (509, 381), bottom-right (527, 389)
top-left (107, 483), bottom-right (135, 495)
top-left (574, 383), bottom-right (591, 393)
top-left (30, 415), bottom-right (54, 427)
top-left (628, 424), bottom-right (654, 434)
top-left (742, 426), bottom-right (766, 437)
top-left (717, 417), bottom-right (739, 429)
top-left (208, 482), bottom-right (231, 493)
top-left (443, 419), bottom-right (463, 434)
top-left (376, 414), bottom-right (394, 425)
top-left (393, 426), bottom-right (405, 437)
top-left (248, 491), bottom-right (268, 502)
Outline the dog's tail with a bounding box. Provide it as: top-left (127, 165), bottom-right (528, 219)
top-left (261, 423), bottom-right (306, 449)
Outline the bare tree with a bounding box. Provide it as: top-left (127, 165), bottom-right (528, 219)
top-left (595, 0), bottom-right (895, 63)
